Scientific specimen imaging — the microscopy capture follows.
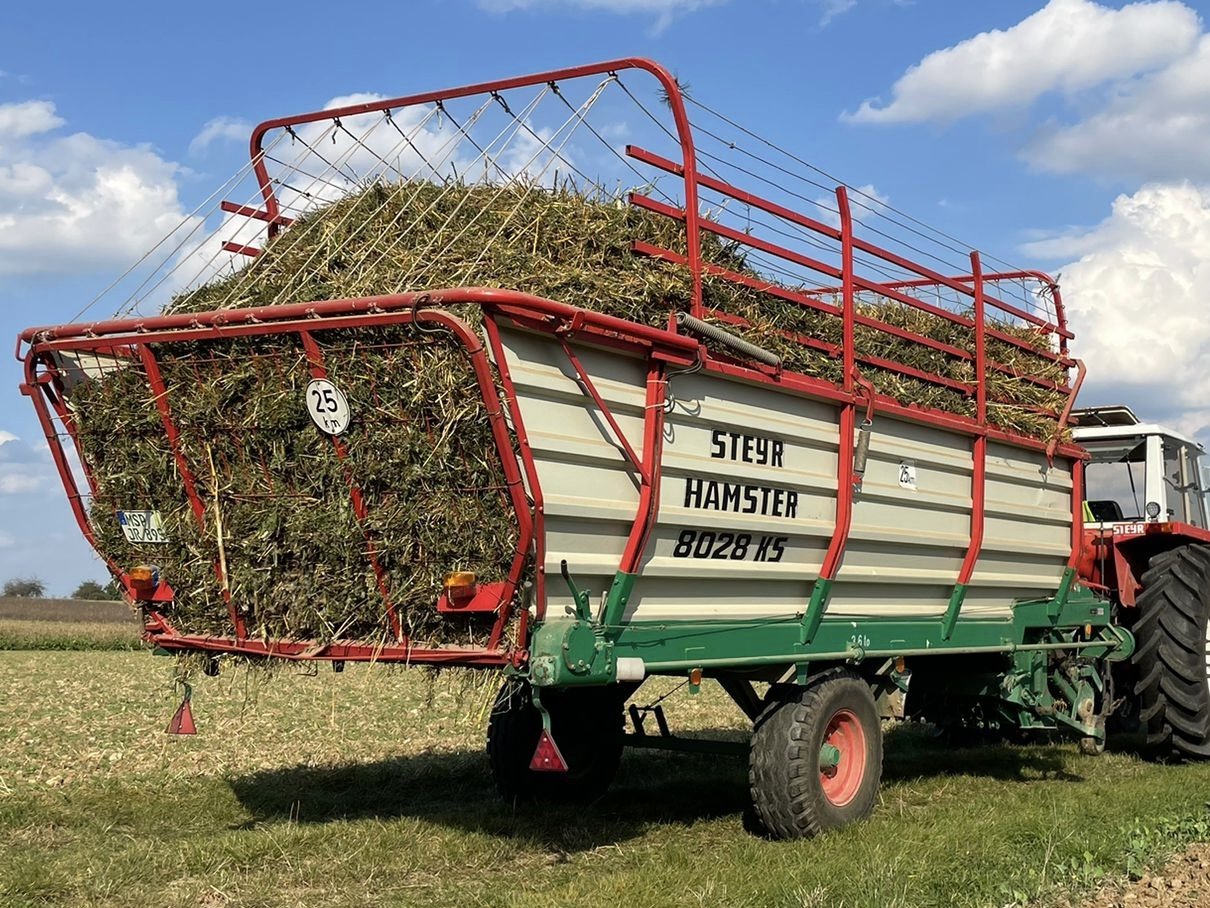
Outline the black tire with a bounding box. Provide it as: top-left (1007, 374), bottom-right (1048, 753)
top-left (748, 669), bottom-right (882, 839)
top-left (1132, 545), bottom-right (1210, 760)
top-left (486, 677), bottom-right (625, 804)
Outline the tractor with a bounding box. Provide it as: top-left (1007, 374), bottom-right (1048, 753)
top-left (1074, 405), bottom-right (1210, 758)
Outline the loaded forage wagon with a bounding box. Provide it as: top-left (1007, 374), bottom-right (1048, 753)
top-left (23, 58), bottom-right (1194, 839)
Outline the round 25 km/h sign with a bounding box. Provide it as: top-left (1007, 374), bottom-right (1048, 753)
top-left (305, 378), bottom-right (351, 436)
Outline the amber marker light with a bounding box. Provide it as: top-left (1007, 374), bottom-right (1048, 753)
top-left (128, 565), bottom-right (159, 598)
top-left (444, 571), bottom-right (477, 595)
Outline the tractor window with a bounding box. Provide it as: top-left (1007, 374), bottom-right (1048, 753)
top-left (1084, 460), bottom-right (1146, 521)
top-left (1163, 442), bottom-right (1206, 527)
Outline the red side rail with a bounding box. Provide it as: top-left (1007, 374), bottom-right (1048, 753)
top-left (20, 287), bottom-right (1087, 665)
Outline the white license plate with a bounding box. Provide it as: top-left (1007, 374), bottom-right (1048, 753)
top-left (118, 510), bottom-right (168, 544)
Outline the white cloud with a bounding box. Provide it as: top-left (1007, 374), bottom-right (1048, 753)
top-left (1024, 182), bottom-right (1210, 424)
top-left (0, 431), bottom-right (50, 495)
top-left (1025, 34), bottom-right (1210, 181)
top-left (0, 473), bottom-right (44, 494)
top-left (818, 0), bottom-right (856, 27)
top-left (0, 100), bottom-right (64, 139)
top-left (0, 99), bottom-right (196, 277)
top-left (189, 116), bottom-right (252, 157)
top-left (810, 183), bottom-right (888, 227)
top-left (477, 0), bottom-right (726, 31)
top-left (845, 0), bottom-right (1200, 124)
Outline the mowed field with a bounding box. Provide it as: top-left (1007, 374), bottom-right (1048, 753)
top-left (2, 609), bottom-right (1210, 908)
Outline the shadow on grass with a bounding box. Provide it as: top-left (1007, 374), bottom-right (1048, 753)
top-left (230, 724), bottom-right (1088, 847)
top-left (882, 724), bottom-right (1085, 784)
top-left (229, 746), bottom-right (749, 851)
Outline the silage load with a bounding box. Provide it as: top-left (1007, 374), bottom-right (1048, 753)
top-left (69, 181), bottom-right (1068, 646)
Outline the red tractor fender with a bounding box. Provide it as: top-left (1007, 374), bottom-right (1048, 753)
top-left (1080, 522), bottom-right (1210, 608)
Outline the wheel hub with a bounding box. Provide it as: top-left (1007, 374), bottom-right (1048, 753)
top-left (819, 708), bottom-right (867, 807)
top-left (819, 743), bottom-right (841, 773)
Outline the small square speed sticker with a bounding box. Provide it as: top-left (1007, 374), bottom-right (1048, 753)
top-left (898, 461), bottom-right (917, 490)
top-left (118, 511), bottom-right (168, 544)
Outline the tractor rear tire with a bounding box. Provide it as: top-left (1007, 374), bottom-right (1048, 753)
top-left (486, 677), bottom-right (625, 804)
top-left (1133, 545), bottom-right (1210, 760)
top-left (748, 669), bottom-right (882, 839)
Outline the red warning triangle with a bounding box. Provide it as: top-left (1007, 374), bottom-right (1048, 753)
top-left (166, 697), bottom-right (197, 735)
top-left (529, 728), bottom-right (568, 772)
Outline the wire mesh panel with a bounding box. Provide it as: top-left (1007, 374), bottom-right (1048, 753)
top-left (85, 61), bottom-right (697, 322)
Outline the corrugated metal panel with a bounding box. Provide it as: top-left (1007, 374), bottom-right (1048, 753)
top-left (831, 416), bottom-right (972, 617)
top-left (495, 326), bottom-right (1072, 625)
top-left (964, 443), bottom-right (1073, 616)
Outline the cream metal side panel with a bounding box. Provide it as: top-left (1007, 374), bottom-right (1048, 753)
top-left (495, 326), bottom-right (1074, 626)
top-left (497, 328), bottom-right (646, 621)
top-left (830, 417), bottom-right (972, 617)
top-left (963, 443), bottom-right (1073, 616)
top-left (644, 367), bottom-right (839, 621)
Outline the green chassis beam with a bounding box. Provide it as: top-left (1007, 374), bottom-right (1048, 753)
top-left (528, 582), bottom-right (1125, 687)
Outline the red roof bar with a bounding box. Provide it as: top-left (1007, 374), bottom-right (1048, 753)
top-left (219, 200), bottom-right (294, 227)
top-left (246, 58), bottom-right (705, 315)
top-left (873, 273), bottom-right (1070, 339)
top-left (637, 239), bottom-right (1067, 395)
top-left (18, 289), bottom-right (701, 355)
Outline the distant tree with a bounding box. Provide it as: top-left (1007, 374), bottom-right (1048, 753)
top-left (3, 577), bottom-right (46, 598)
top-left (72, 580), bottom-right (121, 601)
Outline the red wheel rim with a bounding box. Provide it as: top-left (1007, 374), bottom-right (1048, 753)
top-left (819, 708), bottom-right (867, 807)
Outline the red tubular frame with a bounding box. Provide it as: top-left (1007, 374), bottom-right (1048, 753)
top-left (627, 153), bottom-right (1074, 378)
top-left (816, 187), bottom-right (859, 587)
top-left (20, 290), bottom-right (712, 661)
top-left (20, 286), bottom-right (1086, 665)
top-left (956, 252), bottom-right (988, 594)
top-left (620, 363), bottom-right (668, 574)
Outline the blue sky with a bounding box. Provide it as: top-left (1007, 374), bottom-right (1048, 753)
top-left (3, 0), bottom-right (1210, 591)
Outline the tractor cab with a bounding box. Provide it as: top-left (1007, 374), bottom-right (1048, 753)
top-left (1073, 405), bottom-right (1209, 531)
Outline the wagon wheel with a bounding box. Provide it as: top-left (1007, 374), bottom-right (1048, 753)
top-left (1132, 545), bottom-right (1210, 760)
top-left (748, 669), bottom-right (883, 839)
top-left (486, 677), bottom-right (626, 804)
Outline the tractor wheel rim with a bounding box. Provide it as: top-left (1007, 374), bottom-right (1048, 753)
top-left (819, 708), bottom-right (867, 808)
top-left (1204, 618), bottom-right (1209, 699)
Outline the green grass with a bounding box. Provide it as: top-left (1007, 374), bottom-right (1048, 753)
top-left (0, 598), bottom-right (141, 651)
top-left (2, 647), bottom-right (1210, 907)
top-left (0, 619), bottom-right (142, 651)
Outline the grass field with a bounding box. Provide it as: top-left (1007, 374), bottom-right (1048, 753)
top-left (2, 628), bottom-right (1210, 908)
top-left (0, 598), bottom-right (141, 651)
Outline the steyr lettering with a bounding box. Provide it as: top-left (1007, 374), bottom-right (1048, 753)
top-left (710, 429), bottom-right (784, 467)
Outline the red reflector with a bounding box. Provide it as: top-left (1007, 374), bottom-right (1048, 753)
top-left (166, 696), bottom-right (196, 735)
top-left (529, 729), bottom-right (568, 773)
